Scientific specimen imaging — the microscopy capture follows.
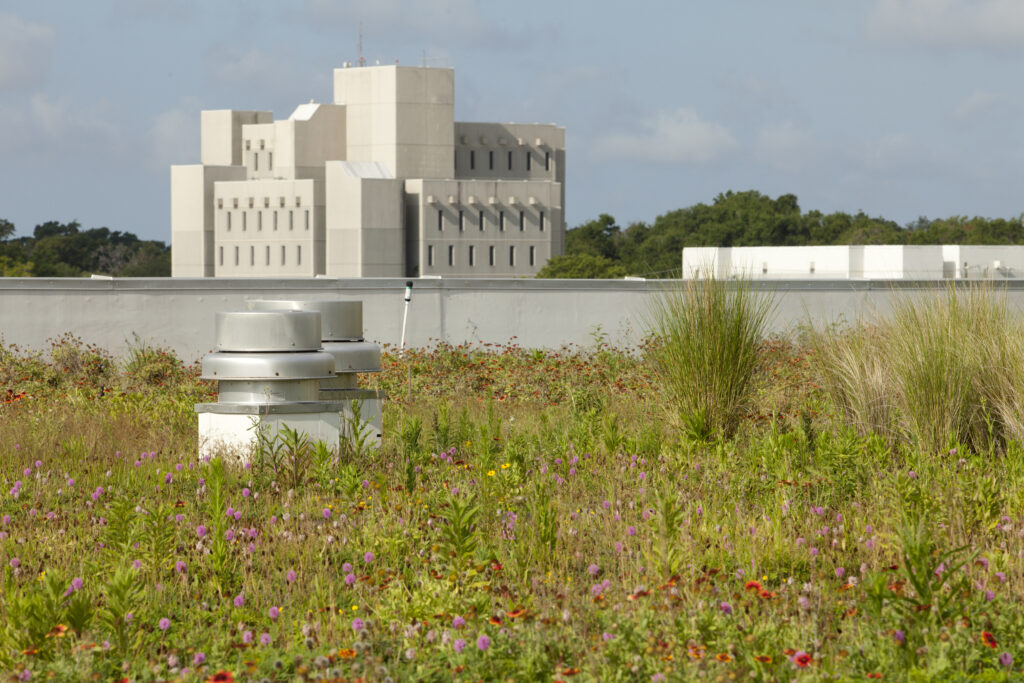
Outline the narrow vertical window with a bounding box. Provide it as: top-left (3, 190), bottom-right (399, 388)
top-left (545, 151), bottom-right (550, 171)
top-left (540, 211), bottom-right (545, 232)
top-left (488, 245), bottom-right (495, 266)
top-left (234, 246), bottom-right (239, 266)
top-left (289, 210), bottom-right (294, 230)
top-left (529, 245), bottom-right (536, 266)
top-left (509, 245), bottom-right (516, 267)
top-left (242, 212), bottom-right (247, 231)
top-left (470, 150), bottom-right (475, 170)
top-left (459, 210), bottom-right (464, 232)
top-left (305, 210), bottom-right (309, 231)
top-left (428, 245), bottom-right (434, 266)
top-left (250, 246), bottom-right (254, 266)
top-left (438, 210), bottom-right (443, 231)
top-left (273, 211), bottom-right (278, 231)
top-left (265, 245), bottom-right (270, 265)
top-left (499, 211), bottom-right (504, 231)
top-left (519, 211), bottom-right (524, 231)
top-left (257, 212), bottom-right (262, 231)
top-left (268, 152), bottom-right (273, 170)
top-left (254, 152), bottom-right (259, 171)
top-left (488, 150), bottom-right (494, 170)
top-left (448, 244), bottom-right (454, 266)
top-left (469, 245), bottom-right (475, 266)
top-left (281, 245), bottom-right (286, 265)
top-left (297, 245), bottom-right (301, 265)
top-left (479, 210), bottom-right (484, 231)
top-left (226, 213), bottom-right (231, 231)
top-left (219, 246), bottom-right (223, 266)
top-left (526, 151), bottom-right (531, 171)
top-left (507, 150), bottom-right (512, 170)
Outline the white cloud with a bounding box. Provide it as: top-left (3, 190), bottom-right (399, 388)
top-left (869, 0), bottom-right (1024, 51)
top-left (0, 93), bottom-right (122, 160)
top-left (150, 102), bottom-right (200, 169)
top-left (595, 107), bottom-right (737, 164)
top-left (0, 12), bottom-right (55, 91)
top-left (951, 90), bottom-right (1008, 123)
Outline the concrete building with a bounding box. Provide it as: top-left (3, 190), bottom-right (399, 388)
top-left (171, 65), bottom-right (565, 278)
top-left (683, 245), bottom-right (1024, 280)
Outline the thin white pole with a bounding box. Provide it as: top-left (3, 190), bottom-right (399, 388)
top-left (400, 281), bottom-right (413, 400)
top-left (399, 280), bottom-right (413, 355)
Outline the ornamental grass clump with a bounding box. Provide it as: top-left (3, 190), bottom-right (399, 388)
top-left (809, 282), bottom-right (1024, 453)
top-left (647, 273), bottom-right (775, 440)
top-left (804, 322), bottom-right (896, 441)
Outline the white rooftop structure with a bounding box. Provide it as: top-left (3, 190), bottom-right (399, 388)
top-left (171, 65), bottom-right (565, 278)
top-left (683, 245), bottom-right (1024, 280)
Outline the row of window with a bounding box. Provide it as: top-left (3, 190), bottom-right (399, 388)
top-left (219, 244), bottom-right (302, 268)
top-left (427, 244), bottom-right (537, 268)
top-left (223, 209), bottom-right (310, 232)
top-left (438, 209), bottom-right (545, 233)
top-left (218, 196), bottom-right (303, 210)
top-left (456, 149), bottom-right (551, 172)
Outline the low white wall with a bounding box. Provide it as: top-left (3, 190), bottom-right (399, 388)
top-left (3, 278), bottom-right (1024, 362)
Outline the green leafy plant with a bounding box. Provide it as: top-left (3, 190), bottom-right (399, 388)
top-left (439, 494), bottom-right (481, 562)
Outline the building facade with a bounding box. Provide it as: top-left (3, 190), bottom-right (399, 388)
top-left (171, 65), bottom-right (565, 278)
top-left (683, 245), bottom-right (1024, 280)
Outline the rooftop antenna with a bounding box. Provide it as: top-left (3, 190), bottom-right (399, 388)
top-left (358, 23), bottom-right (365, 67)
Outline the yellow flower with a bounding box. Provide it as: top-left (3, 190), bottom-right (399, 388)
top-left (487, 470), bottom-right (496, 477)
top-left (501, 463), bottom-right (510, 469)
top-left (352, 605), bottom-right (358, 611)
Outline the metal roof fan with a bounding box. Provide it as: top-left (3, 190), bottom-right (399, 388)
top-left (246, 299), bottom-right (384, 451)
top-left (195, 310), bottom-right (348, 463)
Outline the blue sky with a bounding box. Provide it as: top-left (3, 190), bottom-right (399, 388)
top-left (2, 0), bottom-right (1023, 242)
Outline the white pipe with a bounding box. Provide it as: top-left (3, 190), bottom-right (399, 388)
top-left (399, 280), bottom-right (413, 355)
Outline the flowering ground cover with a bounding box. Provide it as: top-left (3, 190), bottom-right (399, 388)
top-left (2, 322), bottom-right (1024, 681)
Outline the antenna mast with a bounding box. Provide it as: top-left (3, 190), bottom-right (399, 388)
top-left (358, 23), bottom-right (365, 67)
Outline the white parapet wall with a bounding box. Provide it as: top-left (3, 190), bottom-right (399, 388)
top-left (5, 277), bottom-right (1024, 360)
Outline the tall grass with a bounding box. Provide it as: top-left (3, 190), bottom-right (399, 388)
top-left (647, 274), bottom-right (775, 440)
top-left (804, 322), bottom-right (895, 441)
top-left (809, 283), bottom-right (1024, 453)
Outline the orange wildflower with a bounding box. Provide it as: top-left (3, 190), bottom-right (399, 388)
top-left (982, 631), bottom-right (998, 649)
top-left (715, 652), bottom-right (733, 662)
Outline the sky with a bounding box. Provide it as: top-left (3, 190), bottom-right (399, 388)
top-left (2, 0), bottom-right (1024, 242)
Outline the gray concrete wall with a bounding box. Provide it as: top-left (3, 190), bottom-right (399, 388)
top-left (2, 278), bottom-right (1024, 362)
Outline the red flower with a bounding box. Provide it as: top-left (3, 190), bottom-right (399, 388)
top-left (982, 631), bottom-right (998, 649)
top-left (791, 651), bottom-right (812, 668)
top-left (744, 580), bottom-right (762, 592)
top-left (754, 655), bottom-right (772, 663)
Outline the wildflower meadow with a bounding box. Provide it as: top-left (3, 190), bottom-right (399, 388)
top-left (3, 283), bottom-right (1024, 681)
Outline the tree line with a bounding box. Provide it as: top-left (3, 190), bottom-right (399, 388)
top-left (537, 190), bottom-right (1024, 278)
top-left (0, 219), bottom-right (170, 277)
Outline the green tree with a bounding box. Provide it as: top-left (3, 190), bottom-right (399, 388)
top-left (536, 253), bottom-right (627, 279)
